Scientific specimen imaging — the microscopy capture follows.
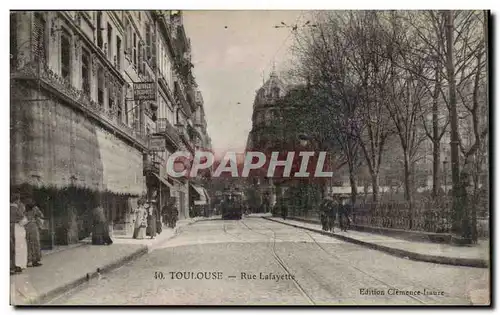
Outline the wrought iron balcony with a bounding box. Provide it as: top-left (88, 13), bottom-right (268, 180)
top-left (11, 60), bottom-right (148, 148)
top-left (174, 80), bottom-right (191, 116)
top-left (175, 123), bottom-right (190, 142)
top-left (143, 159), bottom-right (161, 174)
top-left (156, 118), bottom-right (181, 148)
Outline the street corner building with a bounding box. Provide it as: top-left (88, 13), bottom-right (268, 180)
top-left (10, 11), bottom-right (213, 247)
top-left (245, 71), bottom-right (338, 216)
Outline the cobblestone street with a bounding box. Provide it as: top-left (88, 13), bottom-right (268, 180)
top-left (48, 218), bottom-right (489, 305)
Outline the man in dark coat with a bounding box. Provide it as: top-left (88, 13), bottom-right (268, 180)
top-left (339, 197), bottom-right (352, 232)
top-left (280, 199), bottom-right (288, 220)
top-left (328, 197), bottom-right (339, 232)
top-left (319, 198), bottom-right (330, 231)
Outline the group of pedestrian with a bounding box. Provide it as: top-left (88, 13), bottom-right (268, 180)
top-left (320, 196), bottom-right (352, 233)
top-left (133, 196), bottom-right (178, 240)
top-left (10, 191), bottom-right (44, 274)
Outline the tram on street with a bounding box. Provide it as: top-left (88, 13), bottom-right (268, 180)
top-left (221, 191), bottom-right (244, 220)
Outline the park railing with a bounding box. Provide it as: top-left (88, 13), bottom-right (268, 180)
top-left (352, 199), bottom-right (453, 233)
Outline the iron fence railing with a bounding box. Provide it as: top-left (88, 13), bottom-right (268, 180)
top-left (352, 200), bottom-right (453, 233)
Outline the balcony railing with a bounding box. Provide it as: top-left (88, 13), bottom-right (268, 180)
top-left (143, 159), bottom-right (161, 174)
top-left (11, 60), bottom-right (148, 148)
top-left (156, 118), bottom-right (182, 148)
top-left (174, 81), bottom-right (191, 115)
top-left (175, 123), bottom-right (190, 142)
top-left (144, 152), bottom-right (165, 175)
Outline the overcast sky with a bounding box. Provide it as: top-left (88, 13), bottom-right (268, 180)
top-left (183, 10), bottom-right (305, 154)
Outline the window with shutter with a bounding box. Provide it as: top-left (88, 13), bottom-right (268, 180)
top-left (97, 11), bottom-right (103, 49)
top-left (107, 23), bottom-right (113, 59)
top-left (33, 13), bottom-right (47, 62)
top-left (133, 33), bottom-right (137, 68)
top-left (124, 20), bottom-right (129, 56)
top-left (151, 29), bottom-right (156, 68)
top-left (61, 29), bottom-right (72, 81)
top-left (138, 42), bottom-right (143, 74)
top-left (116, 36), bottom-right (121, 69)
top-left (81, 49), bottom-right (91, 96)
top-left (142, 45), bottom-right (146, 73)
top-left (97, 68), bottom-right (105, 107)
top-left (145, 24), bottom-right (151, 60)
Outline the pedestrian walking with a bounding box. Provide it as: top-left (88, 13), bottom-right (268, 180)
top-left (24, 199), bottom-right (44, 267)
top-left (167, 198), bottom-right (179, 228)
top-left (327, 197), bottom-right (337, 233)
top-left (339, 197), bottom-right (352, 232)
top-left (155, 202), bottom-right (163, 235)
top-left (133, 198), bottom-right (148, 239)
top-left (319, 198), bottom-right (330, 231)
top-left (280, 201), bottom-right (288, 220)
top-left (146, 201), bottom-right (157, 239)
top-left (91, 205), bottom-right (113, 245)
top-left (10, 192), bottom-right (28, 273)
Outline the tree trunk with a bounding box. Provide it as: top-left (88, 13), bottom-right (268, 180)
top-left (403, 152), bottom-right (412, 203)
top-left (371, 173), bottom-right (379, 203)
top-left (348, 162), bottom-right (358, 204)
top-left (445, 10), bottom-right (465, 239)
top-left (403, 152), bottom-right (414, 229)
top-left (432, 140), bottom-right (441, 198)
top-left (431, 60), bottom-right (441, 198)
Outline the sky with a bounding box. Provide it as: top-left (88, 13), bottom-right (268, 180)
top-left (183, 10), bottom-right (306, 154)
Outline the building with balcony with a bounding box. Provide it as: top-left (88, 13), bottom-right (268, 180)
top-left (151, 10), bottom-right (212, 219)
top-left (10, 10), bottom-right (212, 246)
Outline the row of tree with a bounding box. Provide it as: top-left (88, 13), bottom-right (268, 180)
top-left (285, 10), bottom-right (488, 241)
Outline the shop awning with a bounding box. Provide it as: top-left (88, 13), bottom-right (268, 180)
top-left (153, 173), bottom-right (174, 189)
top-left (203, 188), bottom-right (211, 203)
top-left (190, 184), bottom-right (208, 205)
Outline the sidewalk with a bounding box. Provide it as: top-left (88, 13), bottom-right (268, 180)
top-left (264, 216), bottom-right (489, 269)
top-left (10, 217), bottom-right (200, 305)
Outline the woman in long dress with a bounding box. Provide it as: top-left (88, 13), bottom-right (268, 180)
top-left (91, 206), bottom-right (113, 245)
top-left (12, 203), bottom-right (28, 271)
top-left (133, 198), bottom-right (148, 239)
top-left (146, 202), bottom-right (157, 239)
top-left (25, 200), bottom-right (44, 267)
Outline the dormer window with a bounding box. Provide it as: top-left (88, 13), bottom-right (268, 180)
top-left (272, 87), bottom-right (280, 98)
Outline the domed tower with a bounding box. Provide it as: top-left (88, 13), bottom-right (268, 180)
top-left (246, 71), bottom-right (288, 152)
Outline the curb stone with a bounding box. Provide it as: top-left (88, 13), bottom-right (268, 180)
top-left (25, 218), bottom-right (201, 305)
top-left (263, 217), bottom-right (488, 269)
top-left (21, 245), bottom-right (149, 305)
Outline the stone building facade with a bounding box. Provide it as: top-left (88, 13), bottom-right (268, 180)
top-left (245, 71), bottom-right (289, 212)
top-left (10, 10), bottom-right (211, 246)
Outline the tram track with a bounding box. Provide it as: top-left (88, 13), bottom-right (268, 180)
top-left (239, 219), bottom-right (316, 305)
top-left (240, 218), bottom-right (447, 305)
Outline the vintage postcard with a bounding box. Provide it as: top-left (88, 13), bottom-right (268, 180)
top-left (9, 9), bottom-right (490, 306)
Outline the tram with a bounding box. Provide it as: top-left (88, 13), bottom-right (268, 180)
top-left (221, 191), bottom-right (244, 220)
